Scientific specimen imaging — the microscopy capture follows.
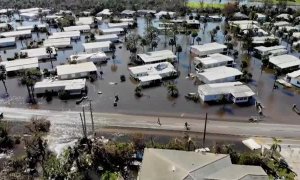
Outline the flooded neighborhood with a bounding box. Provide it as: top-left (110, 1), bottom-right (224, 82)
top-left (0, 0), bottom-right (300, 179)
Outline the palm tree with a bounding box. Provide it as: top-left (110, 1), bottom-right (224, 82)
top-left (167, 83), bottom-right (178, 97)
top-left (191, 31), bottom-right (198, 45)
top-left (270, 137), bottom-right (282, 156)
top-left (151, 41), bottom-right (158, 51)
top-left (169, 39), bottom-right (176, 52)
top-left (196, 37), bottom-right (201, 45)
top-left (46, 47), bottom-right (54, 69)
top-left (140, 38), bottom-right (147, 52)
top-left (0, 72), bottom-right (8, 95)
top-left (109, 43), bottom-right (116, 58)
top-left (176, 45), bottom-right (182, 65)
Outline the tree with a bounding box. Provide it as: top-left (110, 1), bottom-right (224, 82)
top-left (270, 137), bottom-right (282, 156)
top-left (126, 34), bottom-right (140, 60)
top-left (191, 31), bottom-right (198, 45)
top-left (46, 47), bottom-right (54, 69)
top-left (176, 45), bottom-right (182, 64)
top-left (169, 39), bottom-right (176, 52)
top-left (21, 69), bottom-right (41, 104)
top-left (109, 43), bottom-right (116, 58)
top-left (167, 83), bottom-right (179, 97)
top-left (0, 71), bottom-right (8, 95)
top-left (241, 60), bottom-right (248, 70)
top-left (151, 41), bottom-right (158, 51)
top-left (140, 38), bottom-right (147, 52)
top-left (196, 37), bottom-right (201, 45)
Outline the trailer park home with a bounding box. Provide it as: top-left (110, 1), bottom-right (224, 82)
top-left (129, 62), bottom-right (177, 87)
top-left (196, 66), bottom-right (243, 84)
top-left (198, 81), bottom-right (255, 104)
top-left (43, 38), bottom-right (71, 48)
top-left (269, 54), bottom-right (300, 72)
top-left (190, 42), bottom-right (227, 57)
top-left (253, 45), bottom-right (287, 59)
top-left (194, 53), bottom-right (234, 70)
top-left (0, 57), bottom-right (39, 75)
top-left (20, 47), bottom-right (57, 60)
top-left (285, 69), bottom-right (300, 88)
top-left (137, 50), bottom-right (176, 64)
top-left (0, 37), bottom-right (16, 48)
top-left (69, 52), bottom-right (109, 64)
top-left (82, 41), bottom-right (111, 53)
top-left (100, 28), bottom-right (124, 35)
top-left (56, 62), bottom-right (97, 80)
top-left (95, 34), bottom-right (119, 43)
top-left (64, 25), bottom-right (91, 33)
top-left (49, 31), bottom-right (81, 40)
top-left (0, 30), bottom-right (32, 39)
top-left (34, 78), bottom-right (87, 96)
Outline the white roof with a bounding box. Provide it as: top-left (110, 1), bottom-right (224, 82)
top-left (269, 55), bottom-right (300, 69)
top-left (198, 81), bottom-right (255, 98)
top-left (252, 36), bottom-right (277, 44)
top-left (155, 11), bottom-right (175, 17)
top-left (21, 47), bottom-right (56, 58)
top-left (64, 25), bottom-right (90, 32)
top-left (45, 15), bottom-right (62, 19)
top-left (70, 52), bottom-right (107, 63)
top-left (274, 21), bottom-right (290, 27)
top-left (0, 30), bottom-right (31, 37)
top-left (256, 13), bottom-right (266, 18)
top-left (293, 32), bottom-right (300, 38)
top-left (139, 75), bottom-right (162, 82)
top-left (20, 12), bottom-right (38, 18)
top-left (121, 10), bottom-right (136, 15)
top-left (1, 58), bottom-right (38, 72)
top-left (242, 138), bottom-right (262, 150)
top-left (97, 9), bottom-right (112, 16)
top-left (95, 34), bottom-right (118, 41)
top-left (16, 24), bottom-right (47, 31)
top-left (254, 45), bottom-right (286, 53)
top-left (186, 19), bottom-right (200, 25)
top-left (191, 43), bottom-right (227, 56)
top-left (277, 13), bottom-right (292, 20)
top-left (100, 28), bottom-right (124, 34)
top-left (197, 66), bottom-right (242, 82)
top-left (82, 41), bottom-right (111, 50)
top-left (76, 17), bottom-right (94, 25)
top-left (19, 8), bottom-right (41, 13)
top-left (34, 78), bottom-right (86, 91)
top-left (194, 53), bottom-right (233, 66)
top-left (108, 22), bottom-right (129, 28)
top-left (120, 18), bottom-right (134, 22)
top-left (56, 62), bottom-right (97, 76)
top-left (0, 37), bottom-right (15, 44)
top-left (43, 38), bottom-right (71, 47)
top-left (287, 69), bottom-right (300, 78)
top-left (49, 31), bottom-right (80, 39)
top-left (0, 23), bottom-right (8, 29)
top-left (137, 50), bottom-right (176, 64)
top-left (129, 62), bottom-right (176, 76)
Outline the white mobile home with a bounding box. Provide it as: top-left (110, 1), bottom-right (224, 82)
top-left (269, 54), bottom-right (300, 72)
top-left (137, 50), bottom-right (176, 64)
top-left (20, 47), bottom-right (56, 60)
top-left (95, 34), bottom-right (119, 42)
top-left (0, 30), bottom-right (32, 39)
top-left (100, 28), bottom-right (124, 35)
top-left (16, 24), bottom-right (48, 31)
top-left (1, 57), bottom-right (39, 73)
top-left (129, 62), bottom-right (176, 86)
top-left (253, 45), bottom-right (287, 58)
top-left (0, 37), bottom-right (16, 48)
top-left (43, 38), bottom-right (71, 48)
top-left (196, 66), bottom-right (242, 84)
top-left (198, 81), bottom-right (255, 103)
top-left (108, 22), bottom-right (130, 28)
top-left (20, 12), bottom-right (38, 20)
top-left (56, 62), bottom-right (97, 80)
top-left (49, 31), bottom-right (80, 40)
top-left (274, 21), bottom-right (290, 27)
top-left (194, 53), bottom-right (234, 70)
top-left (252, 36), bottom-right (278, 45)
top-left (285, 70), bottom-right (300, 88)
top-left (34, 78), bottom-right (86, 95)
top-left (69, 52), bottom-right (109, 64)
top-left (82, 41), bottom-right (111, 53)
top-left (64, 25), bottom-right (91, 33)
top-left (190, 43), bottom-right (227, 57)
top-left (76, 17), bottom-right (94, 26)
top-left (96, 9), bottom-right (112, 17)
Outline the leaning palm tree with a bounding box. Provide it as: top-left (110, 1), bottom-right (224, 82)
top-left (167, 83), bottom-right (178, 97)
top-left (46, 47), bottom-right (54, 69)
top-left (270, 137), bottom-right (282, 156)
top-left (0, 72), bottom-right (8, 95)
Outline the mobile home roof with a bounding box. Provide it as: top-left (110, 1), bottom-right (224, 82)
top-left (1, 57), bottom-right (38, 72)
top-left (82, 41), bottom-right (111, 50)
top-left (49, 31), bottom-right (80, 39)
top-left (21, 47), bottom-right (56, 58)
top-left (0, 30), bottom-right (31, 37)
top-left (197, 66), bottom-right (242, 81)
top-left (64, 25), bottom-right (90, 32)
top-left (43, 38), bottom-right (71, 47)
top-left (56, 62), bottom-right (97, 76)
top-left (269, 54), bottom-right (300, 69)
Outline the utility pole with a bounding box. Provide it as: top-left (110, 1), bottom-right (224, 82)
top-left (79, 113), bottom-right (86, 138)
top-left (89, 100), bottom-right (95, 136)
top-left (202, 113), bottom-right (208, 148)
top-left (82, 106), bottom-right (87, 137)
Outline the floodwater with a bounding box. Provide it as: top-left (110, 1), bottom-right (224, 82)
top-left (0, 15), bottom-right (300, 125)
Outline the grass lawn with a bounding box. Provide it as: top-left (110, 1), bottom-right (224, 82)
top-left (187, 2), bottom-right (225, 9)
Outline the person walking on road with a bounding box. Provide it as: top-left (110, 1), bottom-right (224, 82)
top-left (157, 117), bottom-right (161, 126)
